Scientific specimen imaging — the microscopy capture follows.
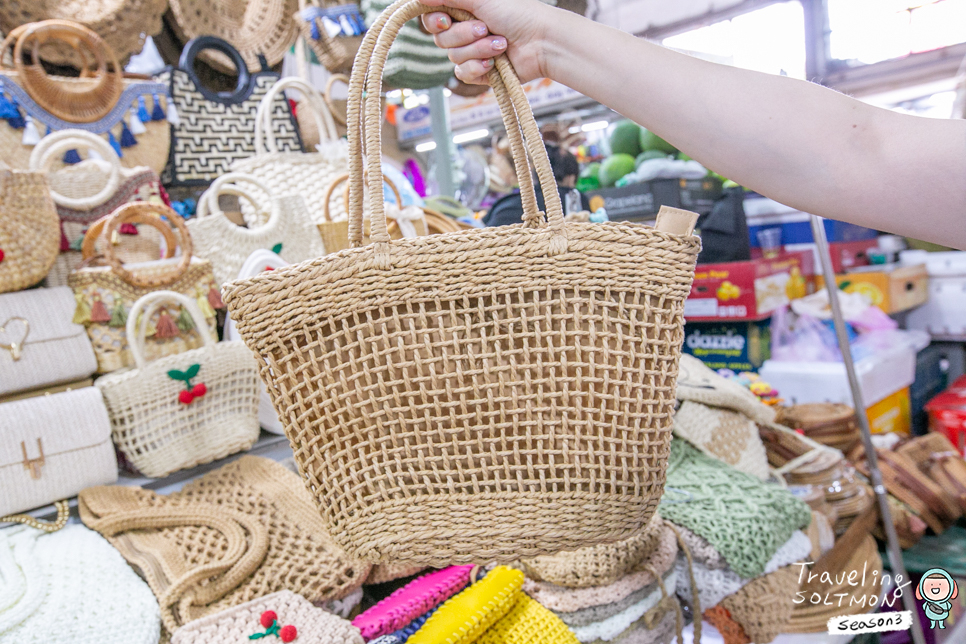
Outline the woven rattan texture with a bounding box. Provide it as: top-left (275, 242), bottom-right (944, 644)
top-left (570, 570), bottom-right (677, 643)
top-left (79, 456), bottom-right (371, 634)
top-left (557, 569), bottom-right (675, 628)
top-left (659, 440), bottom-right (811, 579)
top-left (171, 590), bottom-right (363, 644)
top-left (476, 594), bottom-right (579, 644)
top-left (0, 170), bottom-right (58, 293)
top-left (719, 565), bottom-right (800, 644)
top-left (585, 602), bottom-right (678, 644)
top-left (517, 513), bottom-right (664, 588)
top-left (366, 563), bottom-right (427, 585)
top-left (703, 606), bottom-right (750, 644)
top-left (523, 522), bottom-right (678, 613)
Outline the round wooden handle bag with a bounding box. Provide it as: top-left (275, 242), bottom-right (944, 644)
top-left (222, 0), bottom-right (703, 566)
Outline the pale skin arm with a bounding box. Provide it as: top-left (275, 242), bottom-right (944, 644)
top-left (421, 0), bottom-right (966, 249)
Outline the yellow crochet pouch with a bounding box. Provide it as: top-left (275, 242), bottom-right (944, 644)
top-left (478, 595), bottom-right (580, 644)
top-left (408, 566), bottom-right (523, 644)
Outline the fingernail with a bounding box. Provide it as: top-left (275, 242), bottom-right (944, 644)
top-left (437, 16), bottom-right (450, 29)
top-left (473, 23), bottom-right (487, 37)
top-left (481, 58), bottom-right (493, 69)
top-left (454, 64), bottom-right (464, 77)
top-left (492, 37), bottom-right (506, 51)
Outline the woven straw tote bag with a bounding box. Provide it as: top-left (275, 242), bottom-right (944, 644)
top-left (0, 386), bottom-right (117, 516)
top-left (232, 76), bottom-right (350, 227)
top-left (188, 172), bottom-right (326, 286)
top-left (295, 2), bottom-right (364, 74)
top-left (68, 202), bottom-right (222, 374)
top-left (0, 165), bottom-right (59, 293)
top-left (95, 290), bottom-right (260, 478)
top-left (222, 0), bottom-right (701, 565)
top-left (79, 455), bottom-right (371, 634)
top-left (0, 21), bottom-right (172, 173)
top-left (172, 590), bottom-right (363, 644)
top-left (0, 523), bottom-right (161, 644)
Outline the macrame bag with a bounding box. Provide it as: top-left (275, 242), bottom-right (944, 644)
top-left (232, 76), bottom-right (350, 226)
top-left (0, 386), bottom-right (117, 516)
top-left (0, 20), bottom-right (172, 173)
top-left (0, 523), bottom-right (161, 644)
top-left (0, 166), bottom-right (59, 293)
top-left (29, 129), bottom-right (170, 287)
top-left (158, 36), bottom-right (302, 187)
top-left (188, 172), bottom-right (326, 286)
top-left (95, 290), bottom-right (260, 478)
top-left (78, 455), bottom-right (371, 634)
top-left (223, 0), bottom-right (701, 565)
top-left (68, 202), bottom-right (222, 374)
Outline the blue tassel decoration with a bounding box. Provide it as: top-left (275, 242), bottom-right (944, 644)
top-left (63, 149), bottom-right (82, 164)
top-left (151, 94), bottom-right (166, 121)
top-left (0, 92), bottom-right (18, 119)
top-left (108, 131), bottom-right (123, 157)
top-left (119, 121), bottom-right (137, 147)
top-left (137, 96), bottom-right (151, 123)
top-left (6, 97), bottom-right (24, 129)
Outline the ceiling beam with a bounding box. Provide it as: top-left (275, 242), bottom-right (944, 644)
top-left (634, 0), bottom-right (786, 40)
top-left (825, 42), bottom-right (966, 97)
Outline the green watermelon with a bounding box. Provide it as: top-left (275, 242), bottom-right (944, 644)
top-left (640, 129), bottom-right (677, 155)
top-left (635, 150), bottom-right (670, 168)
top-left (609, 120), bottom-right (643, 157)
top-left (580, 162), bottom-right (601, 180)
top-left (599, 154), bottom-right (637, 188)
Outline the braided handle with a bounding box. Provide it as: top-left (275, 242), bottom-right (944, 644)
top-left (322, 171), bottom-right (403, 223)
top-left (102, 203), bottom-right (194, 289)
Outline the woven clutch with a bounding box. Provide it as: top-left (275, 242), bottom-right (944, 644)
top-left (172, 590), bottom-right (363, 644)
top-left (353, 565), bottom-right (475, 639)
top-left (477, 595), bottom-right (579, 644)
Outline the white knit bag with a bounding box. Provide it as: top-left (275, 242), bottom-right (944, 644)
top-left (0, 523), bottom-right (161, 644)
top-left (187, 173), bottom-right (326, 286)
top-left (223, 249), bottom-right (289, 435)
top-left (0, 387), bottom-right (117, 516)
top-left (95, 291), bottom-right (260, 478)
top-left (0, 286), bottom-right (98, 397)
top-left (231, 77), bottom-right (351, 225)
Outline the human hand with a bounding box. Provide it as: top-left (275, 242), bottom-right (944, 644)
top-left (419, 0), bottom-right (554, 84)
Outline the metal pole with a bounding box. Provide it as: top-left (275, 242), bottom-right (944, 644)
top-left (810, 215), bottom-right (926, 644)
top-left (429, 86), bottom-right (456, 198)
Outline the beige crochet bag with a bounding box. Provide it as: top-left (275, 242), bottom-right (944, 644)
top-left (188, 172), bottom-right (326, 286)
top-left (0, 166), bottom-right (59, 293)
top-left (223, 0), bottom-right (701, 566)
top-left (231, 76), bottom-right (349, 226)
top-left (172, 590), bottom-right (363, 643)
top-left (95, 290), bottom-right (260, 478)
top-left (79, 456), bottom-right (371, 634)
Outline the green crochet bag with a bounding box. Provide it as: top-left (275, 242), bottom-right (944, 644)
top-left (659, 439), bottom-right (811, 578)
top-left (361, 0), bottom-right (454, 89)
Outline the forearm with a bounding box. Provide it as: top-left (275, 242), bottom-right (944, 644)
top-left (541, 8), bottom-right (966, 248)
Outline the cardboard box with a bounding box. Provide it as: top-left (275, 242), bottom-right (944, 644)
top-left (682, 319), bottom-right (771, 373)
top-left (867, 387), bottom-right (911, 435)
top-left (586, 178), bottom-right (722, 222)
top-left (816, 264), bottom-right (929, 314)
top-left (684, 251), bottom-right (813, 322)
top-left (759, 239), bottom-right (879, 273)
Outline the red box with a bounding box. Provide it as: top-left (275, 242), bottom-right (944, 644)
top-left (685, 251), bottom-right (814, 321)
top-left (751, 239), bottom-right (877, 272)
top-left (925, 375), bottom-right (966, 455)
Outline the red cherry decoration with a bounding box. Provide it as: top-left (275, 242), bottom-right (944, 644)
top-left (191, 383), bottom-right (207, 398)
top-left (178, 390), bottom-right (194, 405)
top-left (0, 248), bottom-right (5, 263)
top-left (260, 611), bottom-right (277, 629)
top-left (264, 266), bottom-right (274, 271)
top-left (280, 625), bottom-right (297, 642)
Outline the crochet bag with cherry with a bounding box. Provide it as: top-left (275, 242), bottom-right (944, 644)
top-left (168, 363), bottom-right (207, 404)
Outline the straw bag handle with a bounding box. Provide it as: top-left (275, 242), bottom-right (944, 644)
top-left (3, 20), bottom-right (123, 123)
top-left (256, 77), bottom-right (339, 154)
top-left (196, 173), bottom-right (280, 233)
top-left (127, 291), bottom-right (216, 369)
top-left (324, 73), bottom-right (348, 126)
top-left (80, 212), bottom-right (180, 261)
top-left (29, 129), bottom-right (124, 210)
top-left (347, 1), bottom-right (563, 258)
top-left (101, 203), bottom-right (194, 289)
top-left (322, 171), bottom-right (403, 223)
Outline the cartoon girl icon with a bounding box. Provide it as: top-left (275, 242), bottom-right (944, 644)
top-left (916, 568), bottom-right (959, 629)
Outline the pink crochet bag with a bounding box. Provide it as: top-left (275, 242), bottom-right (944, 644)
top-left (352, 565), bottom-right (475, 640)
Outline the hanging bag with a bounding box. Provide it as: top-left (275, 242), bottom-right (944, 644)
top-left (188, 172), bottom-right (326, 286)
top-left (158, 36), bottom-right (302, 187)
top-left (95, 290), bottom-right (260, 478)
top-left (0, 21), bottom-right (172, 173)
top-left (0, 165), bottom-right (59, 293)
top-left (68, 202), bottom-right (221, 374)
top-left (223, 0), bottom-right (701, 565)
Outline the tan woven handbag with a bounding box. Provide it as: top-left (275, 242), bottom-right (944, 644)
top-left (95, 290), bottom-right (260, 478)
top-left (317, 171), bottom-right (421, 253)
top-left (79, 455), bottom-right (371, 634)
top-left (188, 172), bottom-right (327, 286)
top-left (223, 0), bottom-right (701, 565)
top-left (0, 166), bottom-right (59, 293)
top-left (68, 202), bottom-right (221, 374)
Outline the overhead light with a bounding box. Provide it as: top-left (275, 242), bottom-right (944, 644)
top-left (416, 141), bottom-right (437, 152)
top-left (418, 93), bottom-right (430, 105)
top-left (581, 120), bottom-right (610, 132)
top-left (387, 90), bottom-right (402, 100)
top-left (452, 128), bottom-right (489, 144)
top-left (443, 88), bottom-right (452, 97)
top-left (403, 95), bottom-right (420, 109)
top-left (568, 125), bottom-right (581, 134)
